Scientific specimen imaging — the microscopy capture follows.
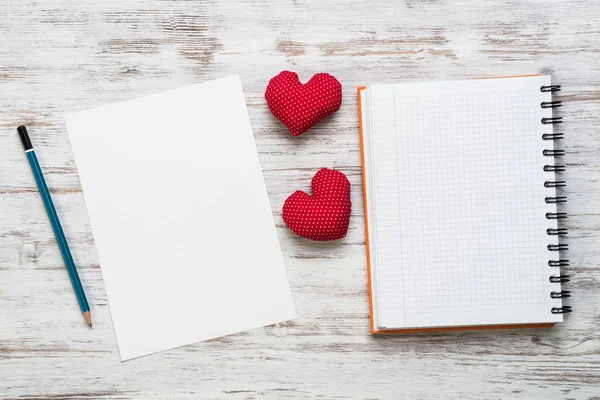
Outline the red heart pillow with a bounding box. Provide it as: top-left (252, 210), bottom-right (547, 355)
top-left (265, 71), bottom-right (342, 137)
top-left (282, 168), bottom-right (351, 241)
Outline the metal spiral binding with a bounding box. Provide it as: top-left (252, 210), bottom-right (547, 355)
top-left (546, 212), bottom-right (567, 219)
top-left (541, 101), bottom-right (562, 108)
top-left (551, 306), bottom-right (572, 314)
top-left (542, 117), bottom-right (563, 124)
top-left (549, 260), bottom-right (569, 267)
top-left (543, 133), bottom-right (564, 140)
top-left (544, 181), bottom-right (566, 188)
top-left (544, 165), bottom-right (566, 172)
top-left (547, 244), bottom-right (568, 251)
top-left (542, 84), bottom-right (570, 315)
top-left (540, 101), bottom-right (562, 108)
top-left (541, 85), bottom-right (562, 93)
top-left (547, 229), bottom-right (568, 236)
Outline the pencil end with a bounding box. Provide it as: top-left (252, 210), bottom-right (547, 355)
top-left (83, 311), bottom-right (92, 327)
top-left (17, 125), bottom-right (33, 151)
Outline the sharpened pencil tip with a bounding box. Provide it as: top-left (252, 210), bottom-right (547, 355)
top-left (83, 311), bottom-right (92, 327)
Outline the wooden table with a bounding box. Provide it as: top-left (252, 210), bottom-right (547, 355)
top-left (2, 1), bottom-right (599, 398)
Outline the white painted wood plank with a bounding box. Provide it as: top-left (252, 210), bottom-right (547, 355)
top-left (1, 0), bottom-right (600, 398)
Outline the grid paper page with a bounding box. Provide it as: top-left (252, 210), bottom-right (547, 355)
top-left (365, 76), bottom-right (563, 329)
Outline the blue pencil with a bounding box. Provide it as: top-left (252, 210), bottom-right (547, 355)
top-left (18, 126), bottom-right (92, 327)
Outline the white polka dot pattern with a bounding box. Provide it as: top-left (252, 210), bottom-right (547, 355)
top-left (282, 168), bottom-right (351, 241)
top-left (265, 71), bottom-right (342, 137)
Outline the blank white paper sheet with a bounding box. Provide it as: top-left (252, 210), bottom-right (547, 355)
top-left (66, 75), bottom-right (296, 360)
top-left (360, 76), bottom-right (564, 330)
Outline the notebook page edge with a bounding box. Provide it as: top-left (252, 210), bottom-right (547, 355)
top-left (358, 85), bottom-right (382, 332)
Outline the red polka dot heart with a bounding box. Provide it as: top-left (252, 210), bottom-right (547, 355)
top-left (265, 71), bottom-right (342, 137)
top-left (282, 168), bottom-right (351, 241)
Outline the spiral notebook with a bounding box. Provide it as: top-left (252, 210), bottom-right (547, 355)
top-left (358, 75), bottom-right (570, 333)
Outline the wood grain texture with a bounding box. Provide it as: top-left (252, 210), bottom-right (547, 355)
top-left (1, 0), bottom-right (599, 398)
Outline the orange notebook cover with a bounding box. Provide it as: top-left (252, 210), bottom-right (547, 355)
top-left (357, 77), bottom-right (557, 334)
